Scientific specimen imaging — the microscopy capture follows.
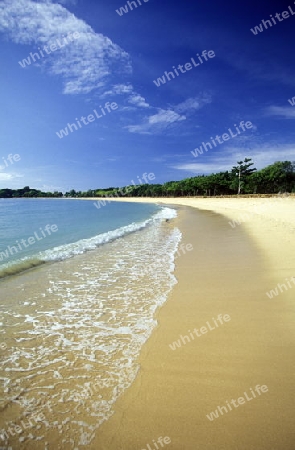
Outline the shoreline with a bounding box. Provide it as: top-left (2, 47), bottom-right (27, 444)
top-left (93, 198), bottom-right (295, 449)
top-left (91, 196), bottom-right (295, 274)
top-left (1, 198), bottom-right (294, 448)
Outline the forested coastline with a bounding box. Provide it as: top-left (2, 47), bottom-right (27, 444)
top-left (1, 160), bottom-right (294, 198)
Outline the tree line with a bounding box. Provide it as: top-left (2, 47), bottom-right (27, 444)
top-left (1, 160), bottom-right (295, 199)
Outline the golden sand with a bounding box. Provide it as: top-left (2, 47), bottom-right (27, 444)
top-left (91, 197), bottom-right (295, 450)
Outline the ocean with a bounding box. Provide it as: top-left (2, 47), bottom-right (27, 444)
top-left (0, 199), bottom-right (181, 449)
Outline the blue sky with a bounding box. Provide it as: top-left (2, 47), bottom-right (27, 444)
top-left (0, 0), bottom-right (294, 192)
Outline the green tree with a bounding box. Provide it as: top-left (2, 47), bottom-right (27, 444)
top-left (231, 158), bottom-right (256, 194)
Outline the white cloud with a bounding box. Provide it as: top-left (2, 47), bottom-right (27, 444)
top-left (265, 106), bottom-right (295, 119)
top-left (174, 94), bottom-right (212, 114)
top-left (149, 109), bottom-right (185, 124)
top-left (0, 0), bottom-right (131, 94)
top-left (125, 94), bottom-right (213, 134)
top-left (54, 0), bottom-right (77, 5)
top-left (101, 85), bottom-right (150, 109)
top-left (172, 144), bottom-right (295, 174)
top-left (102, 84), bottom-right (134, 97)
top-left (41, 184), bottom-right (63, 191)
top-left (125, 124), bottom-right (151, 134)
top-left (239, 145), bottom-right (295, 166)
top-left (173, 162), bottom-right (230, 174)
top-left (0, 172), bottom-right (23, 181)
top-left (128, 93), bottom-right (149, 108)
top-left (125, 108), bottom-right (186, 134)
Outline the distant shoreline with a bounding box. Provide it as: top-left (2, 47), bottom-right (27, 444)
top-left (71, 192), bottom-right (295, 201)
top-left (1, 193), bottom-right (294, 200)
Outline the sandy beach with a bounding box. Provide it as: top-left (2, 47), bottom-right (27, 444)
top-left (91, 197), bottom-right (295, 449)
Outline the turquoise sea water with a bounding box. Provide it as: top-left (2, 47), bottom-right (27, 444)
top-left (0, 199), bottom-right (162, 277)
top-left (0, 198), bottom-right (181, 449)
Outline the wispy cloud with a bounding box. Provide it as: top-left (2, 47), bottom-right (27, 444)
top-left (0, 0), bottom-right (131, 95)
top-left (0, 0), bottom-right (212, 138)
top-left (149, 109), bottom-right (185, 125)
top-left (265, 106), bottom-right (295, 119)
top-left (174, 94), bottom-right (212, 114)
top-left (0, 172), bottom-right (24, 181)
top-left (127, 93), bottom-right (149, 108)
top-left (173, 162), bottom-right (230, 174)
top-left (125, 96), bottom-right (211, 134)
top-left (41, 184), bottom-right (63, 191)
top-left (125, 108), bottom-right (186, 134)
top-left (102, 84), bottom-right (134, 97)
top-left (54, 0), bottom-right (77, 5)
top-left (172, 144), bottom-right (295, 174)
top-left (101, 84), bottom-right (150, 109)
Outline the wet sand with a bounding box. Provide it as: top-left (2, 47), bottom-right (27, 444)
top-left (93, 199), bottom-right (295, 449)
top-left (0, 216), bottom-right (179, 449)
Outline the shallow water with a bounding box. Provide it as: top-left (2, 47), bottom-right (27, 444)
top-left (0, 199), bottom-right (160, 278)
top-left (0, 207), bottom-right (181, 449)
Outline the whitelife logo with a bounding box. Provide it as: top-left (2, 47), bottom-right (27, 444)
top-left (18, 32), bottom-right (80, 68)
top-left (93, 172), bottom-right (155, 209)
top-left (250, 4), bottom-right (295, 35)
top-left (56, 102), bottom-right (118, 139)
top-left (0, 224), bottom-right (58, 262)
top-left (0, 411), bottom-right (46, 442)
top-left (1, 153), bottom-right (21, 169)
top-left (206, 385), bottom-right (269, 421)
top-left (153, 50), bottom-right (215, 87)
top-left (266, 277), bottom-right (295, 298)
top-left (191, 121), bottom-right (253, 158)
top-left (140, 436), bottom-right (171, 450)
top-left (116, 0), bottom-right (149, 16)
top-left (228, 213), bottom-right (251, 229)
top-left (169, 314), bottom-right (231, 350)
